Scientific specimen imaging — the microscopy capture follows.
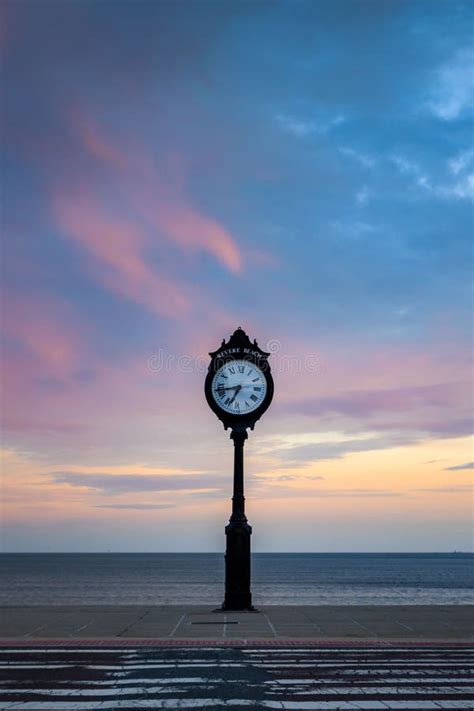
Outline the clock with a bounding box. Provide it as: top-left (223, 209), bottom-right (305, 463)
top-left (205, 326), bottom-right (274, 611)
top-left (212, 359), bottom-right (267, 415)
top-left (205, 327), bottom-right (274, 430)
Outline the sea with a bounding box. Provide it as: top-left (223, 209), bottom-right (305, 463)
top-left (1, 553), bottom-right (472, 606)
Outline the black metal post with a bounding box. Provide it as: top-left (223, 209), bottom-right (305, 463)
top-left (222, 427), bottom-right (254, 610)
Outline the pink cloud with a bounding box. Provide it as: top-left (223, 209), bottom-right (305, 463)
top-left (68, 109), bottom-right (242, 274)
top-left (264, 337), bottom-right (472, 441)
top-left (0, 292), bottom-right (93, 438)
top-left (0, 288), bottom-right (237, 452)
top-left (0, 292), bottom-right (201, 447)
top-left (70, 110), bottom-right (125, 171)
top-left (2, 293), bottom-right (82, 377)
top-left (272, 339), bottom-right (472, 403)
top-left (149, 198), bottom-right (242, 274)
top-left (53, 190), bottom-right (190, 318)
top-left (288, 381), bottom-right (469, 417)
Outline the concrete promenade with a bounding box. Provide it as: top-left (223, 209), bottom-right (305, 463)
top-left (0, 605), bottom-right (472, 643)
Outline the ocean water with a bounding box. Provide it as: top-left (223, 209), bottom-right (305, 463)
top-left (0, 553), bottom-right (472, 606)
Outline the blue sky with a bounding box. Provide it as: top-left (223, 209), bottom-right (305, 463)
top-left (1, 0), bottom-right (473, 552)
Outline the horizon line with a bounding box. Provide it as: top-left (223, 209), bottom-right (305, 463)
top-left (1, 550), bottom-right (472, 555)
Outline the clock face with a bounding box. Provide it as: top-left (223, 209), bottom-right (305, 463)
top-left (212, 359), bottom-right (267, 415)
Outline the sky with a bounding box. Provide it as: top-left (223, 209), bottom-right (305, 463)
top-left (1, 0), bottom-right (473, 552)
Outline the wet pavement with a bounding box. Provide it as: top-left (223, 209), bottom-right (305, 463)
top-left (0, 644), bottom-right (472, 709)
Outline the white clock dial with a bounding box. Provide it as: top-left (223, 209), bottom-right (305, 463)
top-left (212, 359), bottom-right (267, 415)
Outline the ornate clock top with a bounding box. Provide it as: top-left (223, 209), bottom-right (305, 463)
top-left (209, 327), bottom-right (270, 360)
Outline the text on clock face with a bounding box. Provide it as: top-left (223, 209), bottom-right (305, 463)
top-left (212, 359), bottom-right (267, 414)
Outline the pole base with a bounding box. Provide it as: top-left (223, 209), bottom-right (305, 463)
top-left (223, 521), bottom-right (252, 613)
top-left (222, 591), bottom-right (254, 611)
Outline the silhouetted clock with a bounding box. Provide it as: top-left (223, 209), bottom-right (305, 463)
top-left (205, 327), bottom-right (274, 431)
top-left (205, 327), bottom-right (274, 611)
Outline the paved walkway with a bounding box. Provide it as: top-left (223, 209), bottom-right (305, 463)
top-left (0, 606), bottom-right (472, 643)
top-left (0, 644), bottom-right (472, 709)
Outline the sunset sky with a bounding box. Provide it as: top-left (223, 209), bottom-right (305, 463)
top-left (1, 0), bottom-right (472, 552)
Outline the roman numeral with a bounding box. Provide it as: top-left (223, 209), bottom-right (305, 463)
top-left (245, 401), bottom-right (249, 407)
top-left (224, 397), bottom-right (232, 406)
top-left (228, 366), bottom-right (235, 374)
top-left (254, 386), bottom-right (261, 391)
top-left (252, 377), bottom-right (259, 382)
top-left (238, 365), bottom-right (244, 373)
top-left (250, 394), bottom-right (258, 402)
top-left (234, 401), bottom-right (240, 411)
top-left (247, 368), bottom-right (253, 375)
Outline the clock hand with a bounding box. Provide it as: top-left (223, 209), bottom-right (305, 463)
top-left (215, 385), bottom-right (240, 391)
top-left (228, 384), bottom-right (242, 404)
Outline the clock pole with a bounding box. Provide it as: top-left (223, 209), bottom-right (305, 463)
top-left (223, 427), bottom-right (253, 611)
top-left (230, 428), bottom-right (247, 522)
